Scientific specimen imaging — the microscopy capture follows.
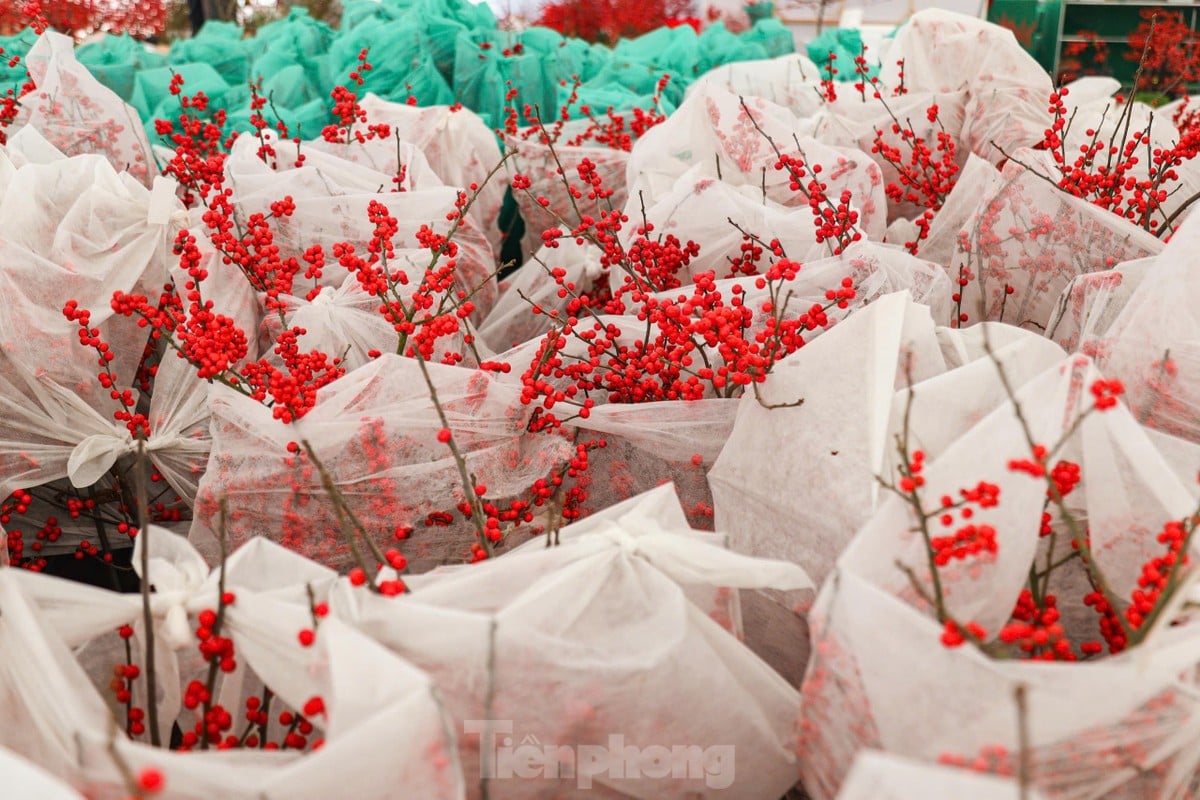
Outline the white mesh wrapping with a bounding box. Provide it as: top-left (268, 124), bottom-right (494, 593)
top-left (836, 751), bottom-right (1044, 800)
top-left (0, 528), bottom-right (465, 799)
top-left (506, 122), bottom-right (632, 260)
top-left (224, 133), bottom-right (498, 320)
top-left (877, 9), bottom-right (1053, 165)
top-left (795, 352), bottom-right (1200, 797)
top-left (190, 354), bottom-right (572, 570)
top-left (309, 94), bottom-right (506, 258)
top-left (12, 32), bottom-right (154, 185)
top-left (332, 485), bottom-right (810, 799)
top-left (0, 136), bottom-right (205, 554)
top-left (625, 86), bottom-right (886, 242)
top-left (951, 152), bottom-right (1162, 333)
top-left (623, 165), bottom-right (886, 272)
top-left (1100, 206), bottom-right (1200, 441)
top-left (686, 53), bottom-right (826, 118)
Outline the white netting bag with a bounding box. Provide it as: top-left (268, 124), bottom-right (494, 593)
top-left (877, 9), bottom-right (1052, 165)
top-left (813, 89), bottom-right (969, 225)
top-left (0, 527), bottom-right (465, 799)
top-left (257, 270), bottom-right (478, 372)
top-left (1046, 257), bottom-right (1153, 357)
top-left (332, 484), bottom-right (811, 799)
top-left (190, 354), bottom-right (572, 570)
top-left (309, 94), bottom-right (507, 257)
top-left (563, 398), bottom-right (739, 531)
top-left (799, 353), bottom-right (1200, 798)
top-left (951, 152), bottom-right (1162, 332)
top-left (686, 53), bottom-right (826, 118)
top-left (623, 164), bottom-right (886, 271)
top-left (12, 32), bottom-right (154, 186)
top-left (710, 294), bottom-right (1065, 685)
top-left (223, 132), bottom-right (498, 320)
top-left (802, 572), bottom-right (1200, 800)
top-left (905, 154), bottom-right (1001, 269)
top-left (0, 138), bottom-right (207, 556)
top-left (625, 86), bottom-right (885, 238)
top-left (478, 238), bottom-right (607, 352)
top-left (1100, 206), bottom-right (1200, 441)
top-left (505, 121), bottom-right (632, 259)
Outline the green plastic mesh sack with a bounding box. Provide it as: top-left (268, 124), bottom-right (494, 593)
top-left (76, 33), bottom-right (166, 101)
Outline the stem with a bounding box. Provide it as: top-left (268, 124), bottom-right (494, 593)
top-left (134, 441), bottom-right (160, 747)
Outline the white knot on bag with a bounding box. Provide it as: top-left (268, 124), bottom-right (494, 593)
top-left (592, 508), bottom-right (814, 592)
top-left (66, 430), bottom-right (189, 489)
top-left (133, 525), bottom-right (211, 650)
top-left (146, 174), bottom-right (187, 229)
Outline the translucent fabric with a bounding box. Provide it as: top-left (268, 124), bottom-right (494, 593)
top-left (13, 32), bottom-right (155, 186)
top-left (950, 151), bottom-right (1162, 333)
top-left (1101, 205), bottom-right (1200, 441)
top-left (836, 751), bottom-right (1043, 800)
top-left (877, 9), bottom-right (1053, 165)
top-left (796, 352), bottom-right (1200, 797)
top-left (332, 484), bottom-right (811, 799)
top-left (1, 527), bottom-right (466, 799)
top-left (307, 94), bottom-right (506, 257)
top-left (0, 134), bottom-right (204, 554)
top-left (190, 355), bottom-right (572, 571)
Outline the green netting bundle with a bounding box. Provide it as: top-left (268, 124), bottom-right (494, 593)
top-left (696, 22), bottom-right (769, 75)
top-left (452, 29), bottom-right (557, 129)
top-left (740, 19), bottom-right (796, 59)
top-left (168, 20), bottom-right (250, 88)
top-left (3, 0), bottom-right (794, 145)
top-left (76, 33), bottom-right (166, 101)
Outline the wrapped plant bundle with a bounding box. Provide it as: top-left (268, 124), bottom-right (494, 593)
top-left (308, 94), bottom-right (507, 257)
top-left (257, 272), bottom-right (428, 373)
top-left (875, 9), bottom-right (1052, 165)
top-left (478, 238), bottom-right (607, 351)
top-left (505, 119), bottom-right (635, 259)
top-left (1, 527), bottom-right (465, 799)
top-left (897, 154), bottom-right (1000, 268)
top-left (686, 53), bottom-right (826, 118)
top-left (709, 292), bottom-right (1062, 681)
top-left (798, 352), bottom-right (1200, 799)
top-left (190, 354), bottom-right (572, 571)
top-left (223, 133), bottom-right (498, 320)
top-left (1101, 209), bottom-right (1200, 441)
top-left (562, 398), bottom-right (736, 530)
top-left (11, 32), bottom-right (154, 186)
top-left (623, 170), bottom-right (905, 280)
top-left (332, 485), bottom-right (812, 799)
top-left (950, 152), bottom-right (1162, 332)
top-left (626, 85), bottom-right (886, 241)
top-left (1047, 257), bottom-right (1153, 357)
top-left (0, 139), bottom-right (206, 559)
